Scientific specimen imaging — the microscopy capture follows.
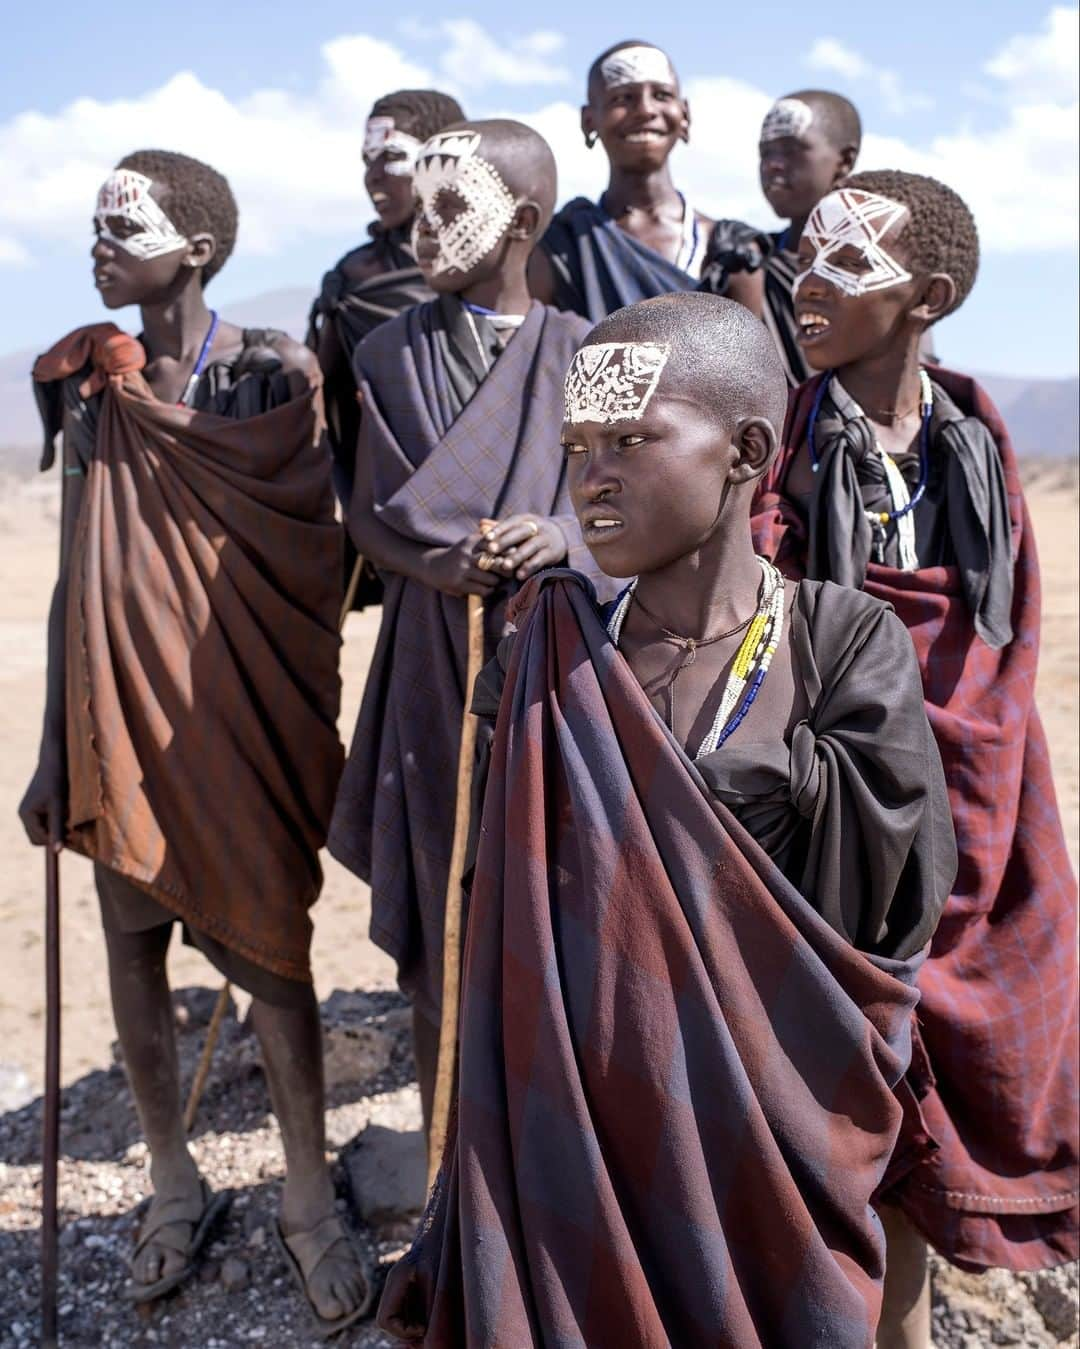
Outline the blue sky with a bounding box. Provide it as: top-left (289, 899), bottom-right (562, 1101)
top-left (1, 1), bottom-right (1076, 377)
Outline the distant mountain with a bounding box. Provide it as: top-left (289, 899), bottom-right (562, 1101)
top-left (1, 289), bottom-right (1076, 471)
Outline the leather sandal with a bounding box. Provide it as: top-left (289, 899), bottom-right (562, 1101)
top-left (275, 1213), bottom-right (374, 1338)
top-left (126, 1179), bottom-right (231, 1303)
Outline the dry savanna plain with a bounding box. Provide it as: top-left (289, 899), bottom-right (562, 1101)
top-left (0, 461), bottom-right (1076, 1347)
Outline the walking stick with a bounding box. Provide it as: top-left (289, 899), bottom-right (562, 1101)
top-left (42, 843), bottom-right (61, 1349)
top-left (427, 535), bottom-right (491, 1186)
top-left (184, 545), bottom-right (370, 1131)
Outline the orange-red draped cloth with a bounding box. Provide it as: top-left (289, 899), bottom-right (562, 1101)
top-left (34, 324), bottom-right (344, 983)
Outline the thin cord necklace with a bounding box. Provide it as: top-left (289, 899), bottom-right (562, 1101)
top-left (607, 557), bottom-right (785, 757)
top-left (177, 310), bottom-right (219, 408)
top-left (628, 589), bottom-right (755, 731)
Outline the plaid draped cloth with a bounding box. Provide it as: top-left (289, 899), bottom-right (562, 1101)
top-left (540, 198), bottom-right (699, 322)
top-left (753, 367), bottom-right (1079, 1270)
top-left (34, 324), bottom-right (344, 983)
top-left (378, 570), bottom-right (926, 1348)
top-left (327, 300), bottom-right (611, 1020)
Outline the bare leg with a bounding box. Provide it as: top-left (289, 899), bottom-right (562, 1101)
top-left (877, 1204), bottom-right (932, 1349)
top-left (102, 923), bottom-right (203, 1286)
top-left (249, 993), bottom-right (368, 1320)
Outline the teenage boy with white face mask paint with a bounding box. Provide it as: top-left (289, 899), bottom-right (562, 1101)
top-left (699, 89), bottom-right (861, 386)
top-left (529, 40), bottom-right (714, 321)
top-left (753, 169), bottom-right (1080, 1349)
top-left (326, 119), bottom-right (621, 1131)
top-left (308, 89), bottom-right (464, 618)
top-left (21, 148), bottom-right (373, 1336)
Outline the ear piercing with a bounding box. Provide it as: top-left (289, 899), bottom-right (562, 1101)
top-left (585, 131), bottom-right (599, 149)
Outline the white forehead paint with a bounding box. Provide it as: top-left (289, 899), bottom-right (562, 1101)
top-left (564, 342), bottom-right (671, 424)
top-left (94, 170), bottom-right (188, 262)
top-left (599, 45), bottom-right (677, 90)
top-left (363, 116), bottom-right (423, 176)
top-left (411, 131), bottom-right (518, 276)
top-left (760, 97), bottom-right (814, 143)
top-left (794, 188), bottom-right (913, 298)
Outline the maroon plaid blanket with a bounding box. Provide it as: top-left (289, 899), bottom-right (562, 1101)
top-left (379, 571), bottom-right (924, 1347)
top-left (753, 367), bottom-right (1079, 1270)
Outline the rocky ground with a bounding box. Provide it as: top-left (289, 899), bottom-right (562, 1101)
top-left (0, 983), bottom-right (1075, 1348)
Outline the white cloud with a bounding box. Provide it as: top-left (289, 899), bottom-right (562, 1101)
top-left (0, 236), bottom-right (30, 267)
top-left (985, 5), bottom-right (1079, 104)
top-left (435, 20), bottom-right (570, 89)
top-left (0, 15), bottom-right (1074, 281)
top-left (806, 37), bottom-right (933, 114)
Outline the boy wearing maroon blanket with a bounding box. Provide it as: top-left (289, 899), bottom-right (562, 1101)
top-left (752, 169), bottom-right (1079, 1348)
top-left (377, 293), bottom-right (955, 1347)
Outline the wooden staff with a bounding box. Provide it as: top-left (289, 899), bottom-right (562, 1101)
top-left (184, 544), bottom-right (371, 1131)
top-left (427, 522), bottom-right (493, 1186)
top-left (41, 843), bottom-right (61, 1348)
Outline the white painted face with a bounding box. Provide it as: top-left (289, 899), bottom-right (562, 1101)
top-left (94, 170), bottom-right (188, 262)
top-left (411, 131), bottom-right (518, 277)
top-left (760, 97), bottom-right (814, 143)
top-left (599, 45), bottom-right (678, 90)
top-left (363, 116), bottom-right (423, 177)
top-left (563, 342), bottom-right (671, 424)
top-left (794, 188), bottom-right (913, 299)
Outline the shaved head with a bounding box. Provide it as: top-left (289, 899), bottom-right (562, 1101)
top-left (779, 89), bottom-right (862, 153)
top-left (586, 40), bottom-right (680, 102)
top-left (582, 292), bottom-right (788, 439)
top-left (440, 118), bottom-right (558, 232)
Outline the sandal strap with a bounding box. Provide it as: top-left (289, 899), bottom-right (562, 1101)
top-left (132, 1181), bottom-right (210, 1259)
top-left (281, 1214), bottom-right (350, 1283)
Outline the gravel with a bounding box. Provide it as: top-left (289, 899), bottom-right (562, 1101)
top-left (0, 983), bottom-right (1075, 1347)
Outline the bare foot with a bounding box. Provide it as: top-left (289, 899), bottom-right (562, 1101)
top-left (131, 1155), bottom-right (205, 1288)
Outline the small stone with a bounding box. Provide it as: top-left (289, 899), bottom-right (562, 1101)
top-left (220, 1255), bottom-right (251, 1292)
top-left (199, 1259), bottom-right (221, 1284)
top-left (84, 1233), bottom-right (108, 1249)
top-left (243, 1207), bottom-right (265, 1238)
top-left (343, 1124), bottom-right (427, 1223)
top-left (246, 1226), bottom-right (267, 1249)
top-left (321, 1024), bottom-right (394, 1090)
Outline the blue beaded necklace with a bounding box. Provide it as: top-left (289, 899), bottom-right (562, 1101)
top-left (177, 310), bottom-right (219, 407)
top-left (807, 368), bottom-right (933, 525)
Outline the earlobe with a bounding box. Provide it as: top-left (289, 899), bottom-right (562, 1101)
top-left (730, 417), bottom-right (778, 482)
top-left (185, 232), bottom-right (217, 272)
top-left (508, 202), bottom-right (542, 242)
top-left (910, 273), bottom-right (956, 325)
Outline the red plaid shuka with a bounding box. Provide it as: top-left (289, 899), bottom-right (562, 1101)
top-left (378, 571), bottom-right (926, 1348)
top-left (753, 367), bottom-right (1079, 1271)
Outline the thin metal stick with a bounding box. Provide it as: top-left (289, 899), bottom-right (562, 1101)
top-left (42, 845), bottom-right (61, 1348)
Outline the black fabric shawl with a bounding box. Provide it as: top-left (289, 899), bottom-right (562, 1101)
top-left (806, 376), bottom-right (1015, 649)
top-left (540, 197), bottom-right (699, 322)
top-left (473, 575), bottom-right (955, 962)
top-left (699, 220), bottom-right (810, 387)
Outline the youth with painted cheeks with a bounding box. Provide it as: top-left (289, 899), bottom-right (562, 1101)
top-left (699, 89), bottom-right (861, 385)
top-left (327, 119), bottom-right (618, 1134)
top-left (753, 170), bottom-right (1080, 1349)
top-left (530, 40), bottom-right (713, 320)
top-left (377, 292), bottom-right (955, 1347)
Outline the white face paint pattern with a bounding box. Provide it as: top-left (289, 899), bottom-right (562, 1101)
top-left (760, 97), bottom-right (814, 143)
top-left (794, 188), bottom-right (913, 299)
top-left (563, 343), bottom-right (671, 424)
top-left (94, 170), bottom-right (188, 262)
top-left (411, 131), bottom-right (518, 277)
top-left (363, 117), bottom-right (423, 177)
top-left (599, 45), bottom-right (678, 89)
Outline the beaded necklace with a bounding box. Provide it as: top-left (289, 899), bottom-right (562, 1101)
top-left (177, 310), bottom-right (219, 408)
top-left (606, 556), bottom-right (786, 759)
top-left (807, 368), bottom-right (933, 530)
